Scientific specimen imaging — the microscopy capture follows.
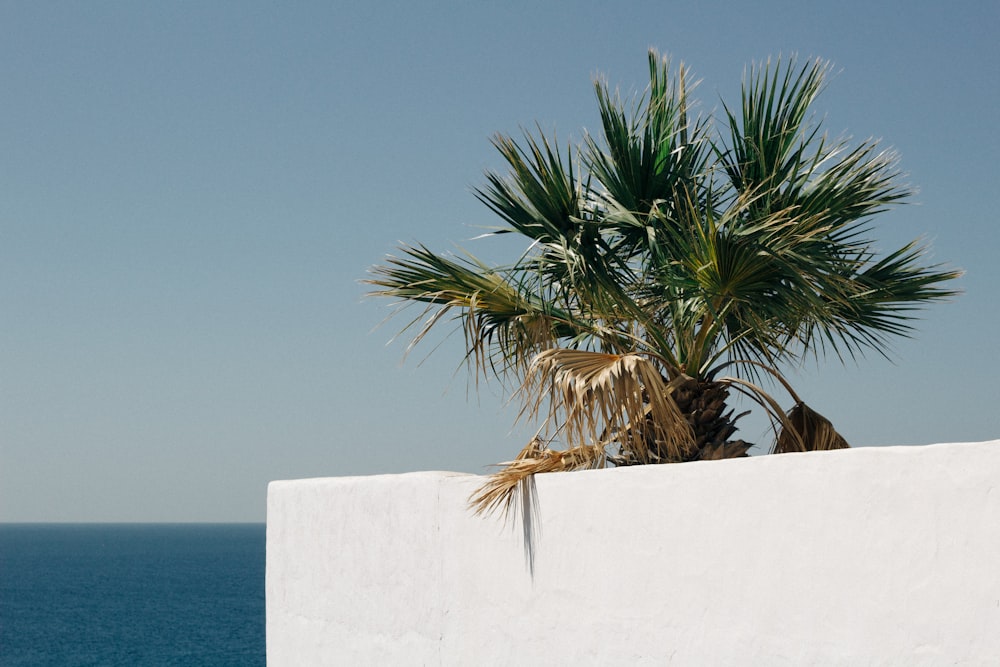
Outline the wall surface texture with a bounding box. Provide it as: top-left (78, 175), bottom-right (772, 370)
top-left (267, 441), bottom-right (1000, 665)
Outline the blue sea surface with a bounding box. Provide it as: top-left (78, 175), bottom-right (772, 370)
top-left (0, 523), bottom-right (265, 666)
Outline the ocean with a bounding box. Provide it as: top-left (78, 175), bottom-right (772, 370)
top-left (0, 523), bottom-right (265, 666)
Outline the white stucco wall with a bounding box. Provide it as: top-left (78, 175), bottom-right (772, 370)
top-left (267, 441), bottom-right (1000, 665)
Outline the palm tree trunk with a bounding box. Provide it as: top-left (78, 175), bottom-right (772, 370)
top-left (672, 378), bottom-right (753, 460)
top-left (610, 377), bottom-right (752, 465)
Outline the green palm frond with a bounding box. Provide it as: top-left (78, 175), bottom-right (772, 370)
top-left (366, 244), bottom-right (574, 379)
top-left (794, 241), bottom-right (963, 360)
top-left (719, 56), bottom-right (829, 204)
top-left (586, 51), bottom-right (709, 221)
top-left (475, 130), bottom-right (582, 245)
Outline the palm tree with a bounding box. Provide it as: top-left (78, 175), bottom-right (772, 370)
top-left (366, 51), bottom-right (960, 517)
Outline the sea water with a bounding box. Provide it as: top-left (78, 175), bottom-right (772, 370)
top-left (0, 523), bottom-right (265, 666)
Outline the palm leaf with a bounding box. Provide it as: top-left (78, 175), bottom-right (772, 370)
top-left (585, 50), bottom-right (709, 221)
top-left (774, 402), bottom-right (850, 453)
top-left (474, 130), bottom-right (582, 245)
top-left (366, 244), bottom-right (573, 379)
top-left (468, 436), bottom-right (605, 517)
top-left (520, 348), bottom-right (694, 462)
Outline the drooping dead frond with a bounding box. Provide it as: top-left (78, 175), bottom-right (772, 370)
top-left (468, 438), bottom-right (606, 517)
top-left (774, 401), bottom-right (850, 453)
top-left (520, 349), bottom-right (694, 463)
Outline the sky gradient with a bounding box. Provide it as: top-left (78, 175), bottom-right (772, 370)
top-left (2, 1), bottom-right (997, 521)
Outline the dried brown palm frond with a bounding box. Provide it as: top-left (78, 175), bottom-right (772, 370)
top-left (717, 369), bottom-right (850, 454)
top-left (519, 349), bottom-right (695, 464)
top-left (469, 437), bottom-right (606, 517)
top-left (774, 401), bottom-right (850, 453)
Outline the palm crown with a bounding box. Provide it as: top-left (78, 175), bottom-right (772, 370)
top-left (367, 51), bottom-right (960, 515)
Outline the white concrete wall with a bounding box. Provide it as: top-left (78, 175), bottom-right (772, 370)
top-left (267, 441), bottom-right (1000, 665)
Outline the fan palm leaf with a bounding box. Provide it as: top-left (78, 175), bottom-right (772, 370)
top-left (368, 244), bottom-right (571, 379)
top-left (519, 349), bottom-right (694, 462)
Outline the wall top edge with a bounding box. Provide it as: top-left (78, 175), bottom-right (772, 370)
top-left (268, 439), bottom-right (999, 488)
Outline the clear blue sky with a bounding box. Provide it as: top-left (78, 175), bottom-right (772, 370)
top-left (2, 1), bottom-right (997, 522)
